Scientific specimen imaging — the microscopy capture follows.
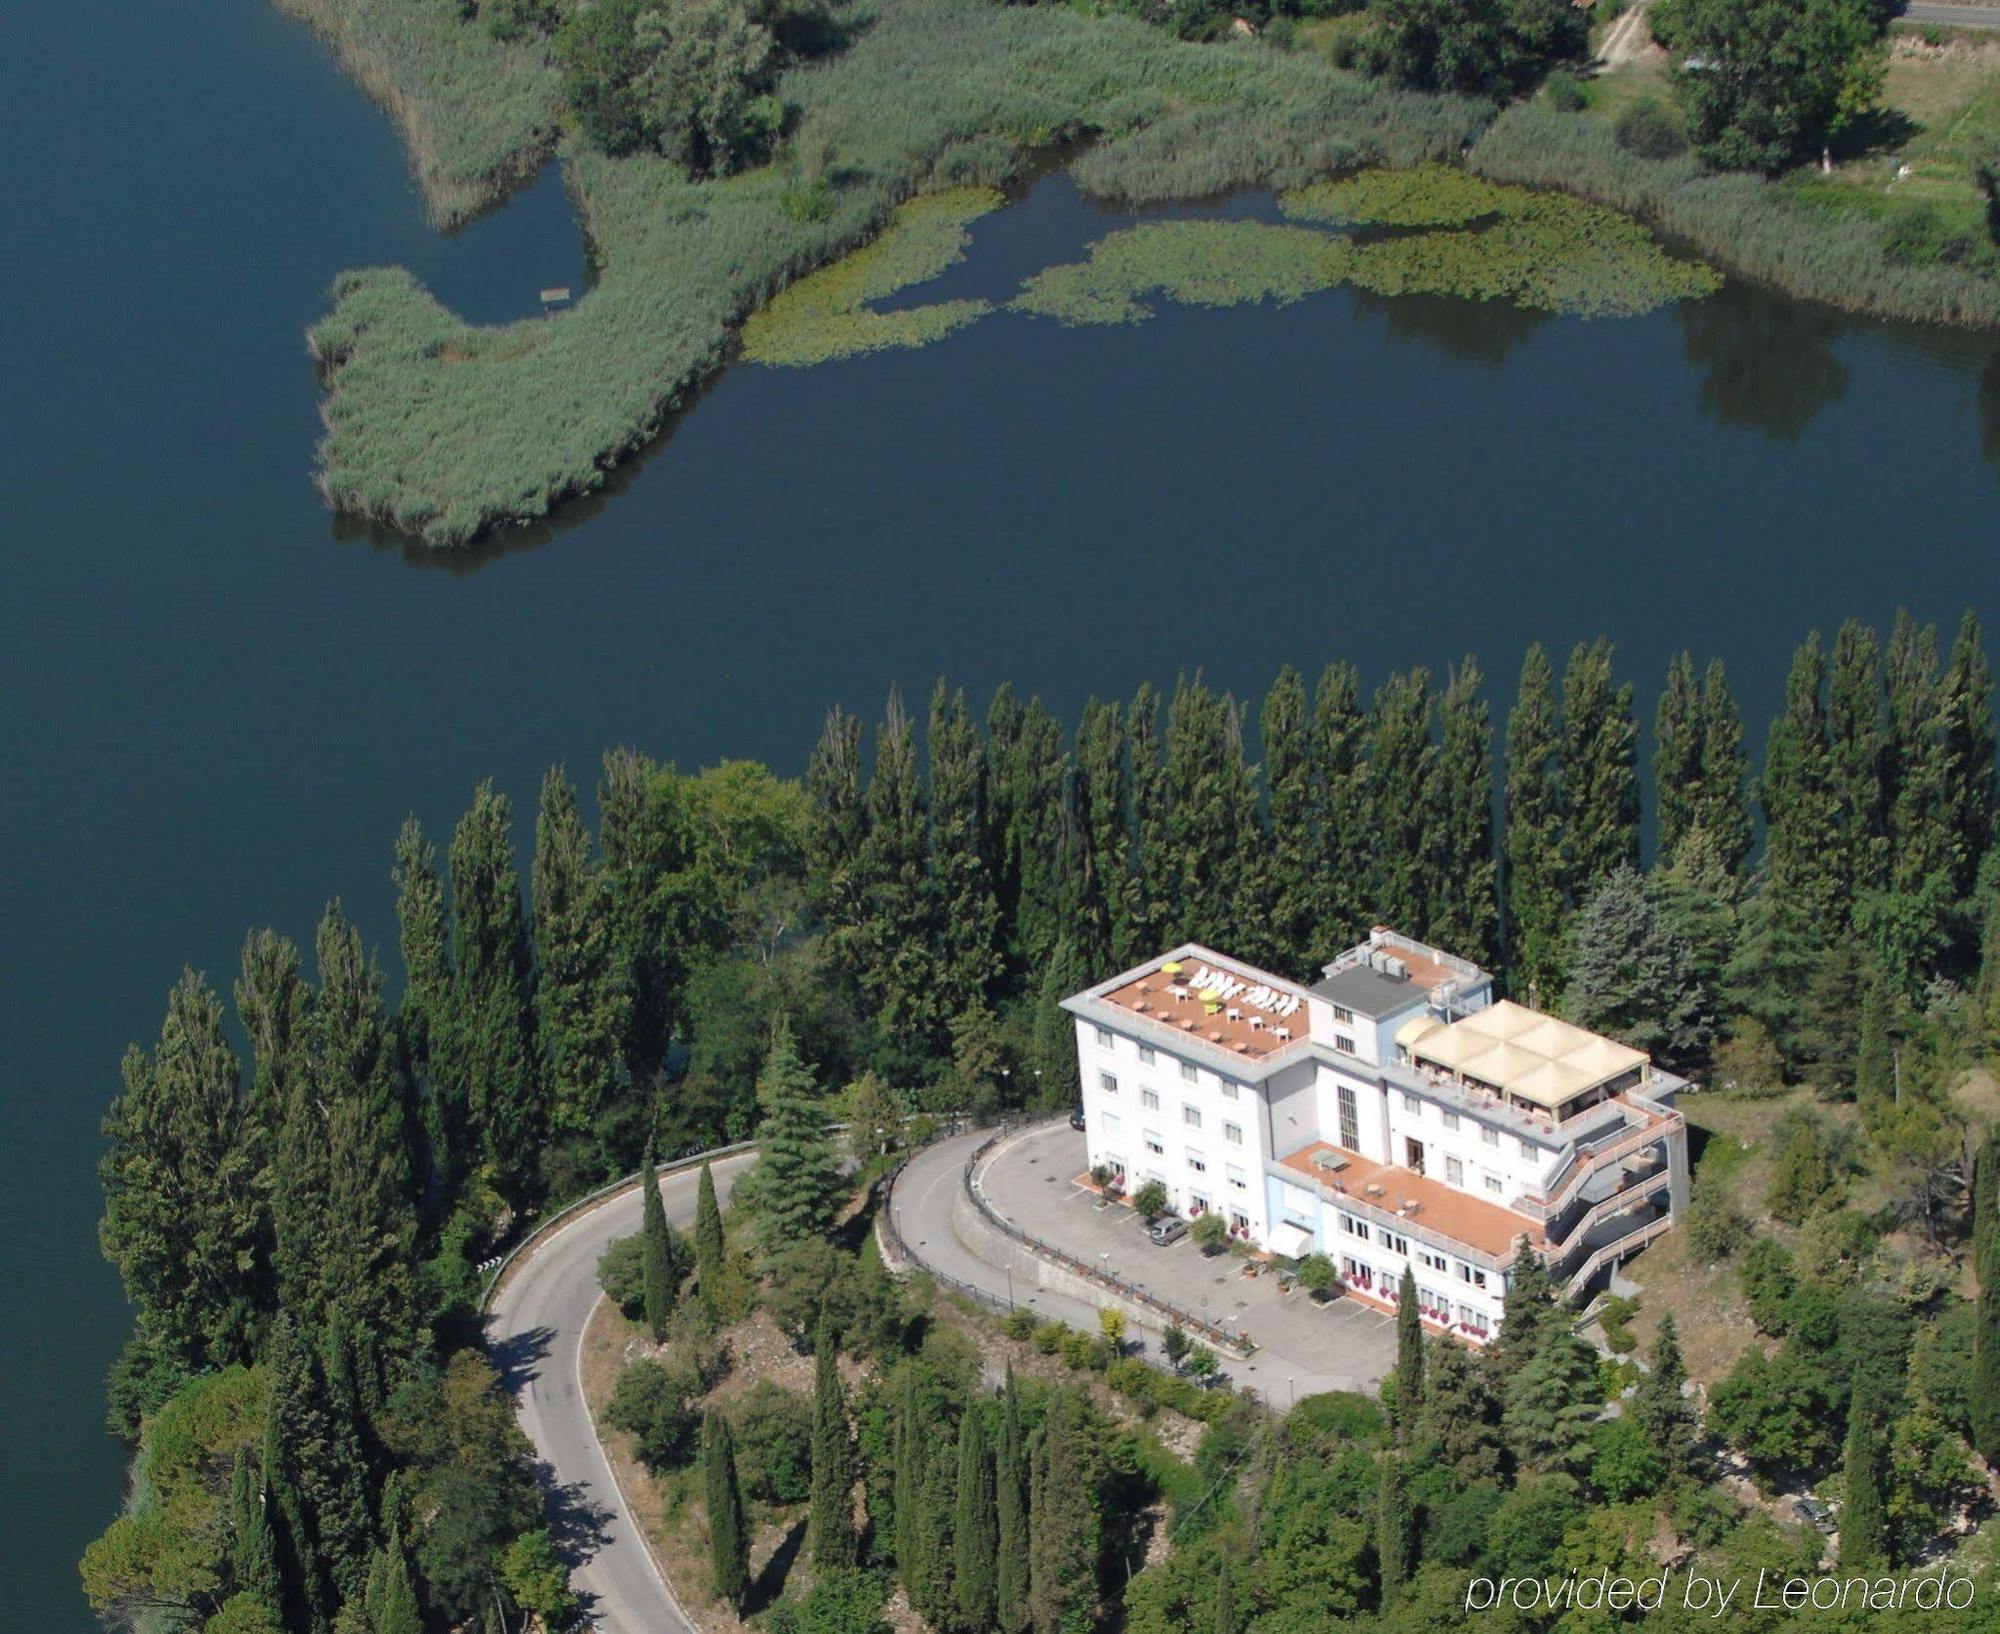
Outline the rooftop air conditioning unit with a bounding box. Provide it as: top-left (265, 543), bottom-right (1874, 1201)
top-left (1310, 1151), bottom-right (1349, 1172)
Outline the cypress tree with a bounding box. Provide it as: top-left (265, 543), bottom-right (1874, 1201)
top-left (1839, 1382), bottom-right (1891, 1569)
top-left (810, 1319), bottom-right (857, 1568)
top-left (996, 1367), bottom-right (1030, 1634)
top-left (1826, 619), bottom-right (1888, 908)
top-left (1074, 697), bottom-right (1136, 975)
top-left (1263, 665), bottom-right (1321, 977)
top-left (1376, 1448), bottom-right (1416, 1601)
top-left (1853, 964), bottom-right (1898, 1118)
top-left (1504, 647), bottom-right (1565, 1004)
top-left (862, 689), bottom-right (946, 1056)
top-left (640, 1143), bottom-right (676, 1342)
top-left (741, 1016), bottom-right (844, 1242)
top-left (1370, 669), bottom-right (1435, 939)
top-left (363, 1539), bottom-right (423, 1634)
top-left (229, 1450), bottom-right (282, 1615)
top-left (1940, 609), bottom-right (1996, 895)
top-left (1697, 659), bottom-right (1755, 877)
top-left (1428, 657), bottom-right (1497, 968)
top-left (703, 1409), bottom-right (750, 1609)
top-left (1632, 1312), bottom-right (1700, 1477)
top-left (262, 1387), bottom-right (325, 1634)
top-left (1763, 632), bottom-right (1843, 939)
top-left (953, 1403), bottom-right (1000, 1632)
top-left (929, 681), bottom-right (1003, 1015)
top-left (893, 1365), bottom-right (949, 1619)
top-left (1395, 1264), bottom-right (1424, 1432)
top-left (1560, 638), bottom-right (1639, 903)
top-left (1971, 1132), bottom-right (2000, 1462)
top-left (1654, 651), bottom-right (1704, 862)
top-left (1028, 1387), bottom-right (1097, 1634)
top-left (1128, 683), bottom-right (1173, 956)
top-left (1311, 660), bottom-right (1373, 956)
top-left (1213, 1553), bottom-right (1241, 1634)
top-left (532, 764), bottom-right (630, 1136)
top-left (694, 1160), bottom-right (725, 1325)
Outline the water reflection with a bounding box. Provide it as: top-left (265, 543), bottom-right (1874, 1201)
top-left (1352, 286), bottom-right (1551, 368)
top-left (1678, 283), bottom-right (1850, 443)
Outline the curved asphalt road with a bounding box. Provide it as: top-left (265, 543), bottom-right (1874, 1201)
top-left (1902, 5), bottom-right (2000, 28)
top-left (487, 1152), bottom-right (757, 1634)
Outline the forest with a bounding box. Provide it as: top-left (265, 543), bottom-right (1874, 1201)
top-left (88, 613), bottom-right (2000, 1632)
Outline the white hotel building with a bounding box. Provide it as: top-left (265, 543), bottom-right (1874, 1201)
top-left (1061, 928), bottom-right (1690, 1343)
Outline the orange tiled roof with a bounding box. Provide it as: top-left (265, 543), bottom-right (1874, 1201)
top-left (1277, 1140), bottom-right (1544, 1259)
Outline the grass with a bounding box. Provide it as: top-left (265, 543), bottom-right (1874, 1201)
top-left (1280, 165), bottom-right (1523, 227)
top-left (1012, 220), bottom-right (1353, 325)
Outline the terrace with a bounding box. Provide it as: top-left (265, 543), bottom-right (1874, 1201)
top-left (1273, 1139), bottom-right (1542, 1268)
top-left (1098, 954), bottom-right (1312, 1062)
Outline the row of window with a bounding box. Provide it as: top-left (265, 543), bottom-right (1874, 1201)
top-left (1337, 1213), bottom-right (1492, 1289)
top-left (1339, 1257), bottom-right (1489, 1333)
top-left (1098, 1075), bottom-right (1245, 1142)
top-left (1394, 1086), bottom-right (1541, 1159)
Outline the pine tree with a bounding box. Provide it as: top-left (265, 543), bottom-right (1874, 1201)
top-left (640, 1144), bottom-right (676, 1342)
top-left (1395, 1265), bottom-right (1424, 1433)
top-left (1826, 619), bottom-right (1888, 909)
top-left (229, 1450), bottom-right (283, 1615)
top-left (1428, 657), bottom-right (1497, 967)
top-left (1375, 1449), bottom-right (1416, 1601)
top-left (1971, 1133), bottom-right (2000, 1461)
top-left (1632, 1313), bottom-right (1700, 1477)
top-left (1370, 669), bottom-right (1435, 938)
top-left (1417, 1340), bottom-right (1505, 1484)
top-left (1940, 610), bottom-right (1996, 896)
top-left (1263, 665), bottom-right (1322, 977)
top-left (1564, 866), bottom-right (1709, 1062)
top-left (810, 1319), bottom-right (858, 1568)
top-left (1840, 1382), bottom-right (1891, 1569)
top-left (1312, 660), bottom-right (1373, 956)
top-left (1028, 1387), bottom-right (1097, 1634)
top-left (996, 1367), bottom-right (1030, 1634)
top-left (1503, 1328), bottom-right (1603, 1477)
top-left (1655, 651), bottom-right (1704, 861)
top-left (929, 681), bottom-right (1003, 1015)
top-left (1561, 638), bottom-right (1640, 903)
top-left (703, 1409), bottom-right (750, 1609)
top-left (1075, 697), bottom-right (1137, 974)
top-left (741, 1017), bottom-right (843, 1242)
top-left (862, 690), bottom-right (946, 1057)
top-left (1697, 659), bottom-right (1755, 877)
top-left (694, 1160), bottom-right (725, 1327)
top-left (953, 1402), bottom-right (1000, 1632)
top-left (1504, 647), bottom-right (1566, 1005)
top-left (532, 764), bottom-right (630, 1136)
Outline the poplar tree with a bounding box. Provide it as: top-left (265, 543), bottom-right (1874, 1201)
top-left (862, 690), bottom-right (945, 1056)
top-left (694, 1160), bottom-right (725, 1325)
top-left (996, 1367), bottom-right (1030, 1634)
top-left (1165, 675), bottom-right (1261, 950)
top-left (810, 1320), bottom-right (857, 1567)
top-left (985, 685), bottom-right (1027, 957)
top-left (228, 1450), bottom-right (282, 1615)
top-left (805, 706), bottom-right (869, 968)
top-left (597, 747), bottom-right (703, 1075)
top-left (997, 698), bottom-right (1074, 973)
top-left (1395, 1265), bottom-right (1424, 1431)
top-left (1885, 610), bottom-right (1951, 896)
top-left (1971, 1133), bottom-right (2000, 1461)
top-left (1312, 660), bottom-right (1373, 956)
top-left (1074, 697), bottom-right (1136, 974)
top-left (640, 1144), bottom-right (676, 1341)
top-left (1028, 1387), bottom-right (1097, 1634)
top-left (1128, 683), bottom-right (1173, 956)
top-left (1763, 632), bottom-right (1842, 938)
top-left (1654, 651), bottom-right (1704, 861)
top-left (703, 1410), bottom-right (750, 1609)
top-left (100, 969), bottom-right (262, 1371)
top-left (236, 926), bottom-right (303, 1195)
top-left (741, 1016), bottom-right (843, 1243)
top-left (447, 781), bottom-right (541, 1204)
top-left (929, 681), bottom-right (1002, 1015)
top-left (1030, 938), bottom-right (1086, 1111)
top-left (1376, 1449), bottom-right (1416, 1600)
top-left (1560, 638), bottom-right (1639, 903)
top-left (1370, 669), bottom-right (1435, 939)
top-left (391, 817), bottom-right (451, 1101)
top-left (1839, 1382), bottom-right (1891, 1570)
top-left (1940, 610), bottom-right (1996, 895)
top-left (532, 765), bottom-right (630, 1135)
top-left (953, 1404), bottom-right (1000, 1632)
top-left (1263, 665), bottom-right (1321, 976)
top-left (1429, 657), bottom-right (1497, 967)
top-left (1826, 619), bottom-right (1887, 908)
top-left (1504, 647), bottom-right (1566, 1004)
top-left (1697, 659), bottom-right (1755, 877)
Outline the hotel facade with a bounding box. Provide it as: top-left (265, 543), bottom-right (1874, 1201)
top-left (1061, 928), bottom-right (1690, 1343)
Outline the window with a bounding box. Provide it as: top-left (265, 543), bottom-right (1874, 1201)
top-left (1102, 1112), bottom-right (1122, 1138)
top-left (1188, 1153), bottom-right (1207, 1173)
top-left (1382, 1231), bottom-right (1409, 1256)
top-left (1144, 1131), bottom-right (1165, 1156)
top-left (1519, 1137), bottom-right (1539, 1160)
top-left (1445, 1156), bottom-right (1464, 1186)
top-left (1180, 1061), bottom-right (1199, 1083)
top-left (1224, 1121), bottom-right (1244, 1146)
top-left (1230, 1210), bottom-right (1249, 1231)
top-left (1139, 1045), bottom-right (1156, 1066)
top-left (1141, 1088), bottom-right (1161, 1111)
top-left (1189, 1190), bottom-right (1210, 1214)
top-left (1334, 1033), bottom-right (1356, 1055)
top-left (1401, 1091), bottom-right (1421, 1114)
top-left (1226, 1165), bottom-right (1248, 1192)
top-left (1099, 1072), bottom-right (1118, 1095)
top-left (1183, 1104), bottom-right (1202, 1129)
top-left (1332, 1004), bottom-right (1355, 1025)
top-left (1457, 1265), bottom-right (1488, 1290)
top-left (1220, 1080), bottom-right (1240, 1101)
top-left (1483, 1172), bottom-right (1504, 1196)
top-left (1460, 1307), bottom-right (1490, 1335)
top-left (1480, 1126), bottom-right (1499, 1148)
top-left (1441, 1110), bottom-right (1460, 1132)
top-left (1341, 1216), bottom-right (1370, 1242)
top-left (1096, 1026), bottom-right (1114, 1048)
top-left (1337, 1085), bottom-right (1359, 1150)
top-left (1420, 1248), bottom-right (1449, 1274)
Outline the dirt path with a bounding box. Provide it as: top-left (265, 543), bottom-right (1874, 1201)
top-left (1598, 2), bottom-right (1657, 67)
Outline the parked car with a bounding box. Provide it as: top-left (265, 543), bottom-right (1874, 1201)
top-left (1069, 1106), bottom-right (1086, 1132)
top-left (1149, 1215), bottom-right (1190, 1246)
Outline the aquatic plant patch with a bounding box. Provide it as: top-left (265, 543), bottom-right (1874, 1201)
top-left (1280, 165), bottom-right (1522, 228)
top-left (741, 188), bottom-right (1005, 366)
top-left (1011, 221), bottom-right (1353, 325)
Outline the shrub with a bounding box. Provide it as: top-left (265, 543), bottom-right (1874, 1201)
top-left (1000, 1308), bottom-right (1038, 1342)
top-left (1710, 1016), bottom-right (1784, 1097)
top-left (1683, 1186), bottom-right (1749, 1261)
top-left (1589, 1415), bottom-right (1667, 1502)
top-left (1614, 99), bottom-right (1687, 160)
top-left (730, 1380), bottom-right (815, 1502)
top-left (1033, 1321), bottom-right (1067, 1355)
top-left (1132, 1179), bottom-right (1170, 1221)
top-left (598, 1232), bottom-right (647, 1318)
top-left (1544, 69), bottom-right (1588, 113)
top-left (1738, 1237), bottom-right (1797, 1335)
top-left (605, 1358), bottom-right (702, 1472)
top-left (1296, 1252), bottom-right (1335, 1295)
top-left (1882, 205), bottom-right (1987, 271)
top-left (1192, 1213), bottom-right (1229, 1254)
top-left (1600, 1294), bottom-right (1640, 1354)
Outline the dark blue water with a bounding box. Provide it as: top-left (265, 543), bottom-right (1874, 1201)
top-left (8, 2), bottom-right (2000, 1627)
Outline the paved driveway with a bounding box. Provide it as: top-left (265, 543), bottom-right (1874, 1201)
top-left (900, 1123), bottom-right (1396, 1400)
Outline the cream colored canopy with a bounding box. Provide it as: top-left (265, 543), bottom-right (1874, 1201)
top-left (1401, 1000), bottom-right (1647, 1110)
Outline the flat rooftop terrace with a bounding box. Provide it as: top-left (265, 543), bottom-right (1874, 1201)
top-left (1276, 1140), bottom-right (1544, 1261)
top-left (1099, 955), bottom-right (1310, 1062)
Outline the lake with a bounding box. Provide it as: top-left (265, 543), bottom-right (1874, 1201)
top-left (6, 1), bottom-right (2000, 1626)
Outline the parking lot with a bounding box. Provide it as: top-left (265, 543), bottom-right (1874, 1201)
top-left (975, 1123), bottom-right (1398, 1397)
